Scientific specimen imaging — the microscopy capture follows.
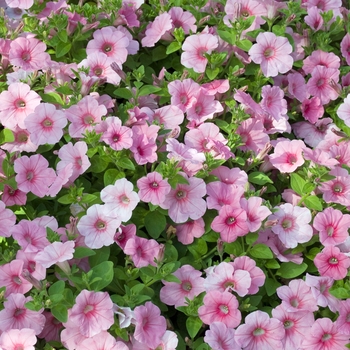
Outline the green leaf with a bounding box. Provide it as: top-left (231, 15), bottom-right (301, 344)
top-left (188, 238), bottom-right (207, 260)
top-left (206, 67), bottom-right (220, 80)
top-left (88, 155), bottom-right (109, 173)
top-left (74, 247), bottom-right (96, 259)
top-left (49, 280), bottom-right (65, 296)
top-left (250, 244), bottom-right (273, 259)
top-left (113, 88), bottom-right (133, 99)
top-left (51, 304), bottom-right (68, 323)
top-left (163, 274), bottom-right (181, 283)
top-left (265, 259), bottom-right (280, 269)
top-left (144, 211), bottom-right (166, 239)
top-left (104, 169), bottom-right (125, 186)
top-left (245, 232), bottom-right (258, 245)
top-left (168, 174), bottom-right (189, 188)
top-left (40, 92), bottom-right (65, 106)
top-left (276, 262), bottom-right (307, 279)
top-left (166, 41), bottom-right (182, 54)
top-left (80, 194), bottom-right (98, 204)
top-left (138, 85), bottom-right (162, 97)
top-left (89, 261), bottom-right (114, 291)
top-left (272, 24), bottom-right (286, 36)
top-left (265, 277), bottom-right (281, 296)
top-left (248, 172), bottom-right (273, 185)
top-left (89, 246), bottom-right (110, 266)
top-left (329, 287), bottom-right (350, 299)
top-left (217, 29), bottom-right (235, 45)
top-left (303, 183), bottom-right (315, 194)
top-left (55, 85), bottom-right (74, 95)
top-left (116, 158), bottom-right (135, 171)
top-left (186, 317), bottom-right (202, 339)
top-left (0, 128), bottom-right (14, 144)
top-left (56, 41), bottom-right (71, 58)
top-left (290, 173), bottom-right (306, 195)
top-left (57, 194), bottom-right (73, 204)
top-left (304, 195), bottom-right (323, 211)
top-left (236, 39), bottom-right (252, 51)
top-left (57, 30), bottom-right (68, 43)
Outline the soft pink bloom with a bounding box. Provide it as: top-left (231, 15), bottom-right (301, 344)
top-left (234, 310), bottom-right (285, 350)
top-left (37, 311), bottom-right (62, 343)
top-left (69, 290), bottom-right (114, 338)
top-left (47, 163), bottom-right (73, 197)
top-left (303, 147), bottom-right (338, 169)
top-left (77, 204), bottom-right (121, 249)
top-left (272, 304), bottom-right (314, 350)
top-left (160, 265), bottom-right (205, 307)
top-left (5, 0), bottom-right (33, 8)
top-left (167, 79), bottom-right (200, 112)
top-left (66, 95), bottom-right (107, 138)
top-left (86, 26), bottom-right (129, 66)
top-left (25, 102), bottom-right (67, 145)
top-left (210, 166), bottom-right (248, 188)
top-left (160, 173), bottom-right (206, 224)
top-left (0, 200), bottom-right (16, 237)
top-left (300, 318), bottom-right (349, 350)
top-left (149, 105), bottom-right (184, 132)
top-left (9, 36), bottom-right (51, 71)
top-left (303, 50), bottom-right (340, 75)
top-left (240, 197), bottom-right (271, 233)
top-left (288, 72), bottom-right (309, 102)
top-left (114, 304), bottom-right (135, 329)
top-left (198, 290), bottom-right (241, 328)
top-left (337, 93), bottom-right (350, 127)
top-left (206, 182), bottom-right (244, 211)
top-left (269, 139), bottom-right (305, 173)
top-left (277, 279), bottom-right (318, 313)
top-left (114, 224), bottom-right (136, 250)
top-left (133, 302), bottom-right (166, 348)
top-left (248, 32), bottom-right (293, 77)
top-left (336, 299), bottom-right (350, 335)
top-left (123, 236), bottom-right (160, 268)
top-left (61, 309), bottom-right (88, 349)
top-left (57, 141), bottom-right (91, 183)
top-left (269, 203), bottom-right (313, 249)
top-left (0, 293), bottom-right (45, 334)
top-left (204, 322), bottom-right (240, 350)
top-left (314, 245), bottom-right (350, 280)
top-left (0, 328), bottom-right (37, 350)
top-left (306, 66), bottom-right (340, 105)
top-left (96, 116), bottom-right (133, 151)
top-left (1, 126), bottom-right (38, 153)
top-left (14, 154), bottom-right (56, 198)
top-left (301, 96), bottom-right (324, 123)
top-left (137, 172), bottom-right (171, 206)
top-left (211, 205), bottom-right (249, 243)
top-left (260, 85), bottom-right (287, 121)
top-left (169, 7), bottom-right (197, 34)
top-left (305, 274), bottom-right (340, 313)
top-left (175, 218), bottom-right (205, 245)
top-left (305, 6), bottom-right (324, 31)
top-left (341, 33), bottom-right (350, 66)
top-left (76, 331), bottom-right (128, 350)
top-left (141, 12), bottom-right (173, 47)
top-left (101, 178), bottom-right (139, 222)
top-left (16, 250), bottom-right (46, 281)
top-left (181, 33), bottom-right (218, 73)
top-left (0, 82), bottom-right (41, 129)
top-left (313, 207), bottom-right (350, 246)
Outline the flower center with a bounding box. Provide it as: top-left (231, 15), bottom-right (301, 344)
top-left (120, 195), bottom-right (130, 204)
top-left (281, 217), bottom-right (293, 229)
top-left (176, 190), bottom-right (186, 199)
top-left (84, 115), bottom-right (94, 125)
top-left (84, 304), bottom-right (94, 314)
top-left (329, 257), bottom-right (338, 264)
top-left (263, 48), bottom-right (274, 58)
top-left (333, 183), bottom-right (343, 193)
top-left (253, 328), bottom-right (265, 336)
top-left (12, 276), bottom-right (22, 285)
top-left (226, 216), bottom-right (236, 225)
top-left (181, 281), bottom-right (192, 291)
top-left (316, 78), bottom-right (325, 87)
top-left (21, 52), bottom-right (31, 62)
top-left (195, 104), bottom-right (202, 115)
top-left (290, 298), bottom-right (299, 307)
top-left (219, 304), bottom-right (229, 314)
top-left (15, 99), bottom-right (26, 108)
top-left (241, 9), bottom-right (250, 17)
top-left (151, 181), bottom-right (159, 188)
top-left (17, 132), bottom-right (28, 142)
top-left (42, 119), bottom-right (53, 127)
top-left (26, 171), bottom-right (34, 181)
top-left (94, 67), bottom-right (103, 76)
top-left (287, 153), bottom-right (298, 164)
top-left (180, 94), bottom-right (188, 105)
top-left (320, 283), bottom-right (327, 294)
top-left (112, 134), bottom-right (120, 142)
top-left (321, 333), bottom-right (332, 342)
top-left (14, 308), bottom-right (25, 317)
top-left (326, 226), bottom-right (334, 236)
top-left (284, 320), bottom-right (294, 329)
top-left (103, 44), bottom-right (112, 53)
top-left (95, 220), bottom-right (106, 230)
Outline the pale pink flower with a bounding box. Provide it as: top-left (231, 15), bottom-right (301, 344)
top-left (167, 79), bottom-right (200, 112)
top-left (269, 139), bottom-right (305, 173)
top-left (341, 33), bottom-right (350, 66)
top-left (114, 304), bottom-right (135, 329)
top-left (5, 0), bottom-right (33, 8)
top-left (47, 163), bottom-right (73, 197)
top-left (169, 7), bottom-right (197, 34)
top-left (0, 200), bottom-right (16, 237)
top-left (16, 250), bottom-right (46, 281)
top-left (336, 299), bottom-right (350, 335)
top-left (272, 304), bottom-right (314, 350)
top-left (260, 85), bottom-right (287, 120)
top-left (288, 72), bottom-right (309, 102)
top-left (37, 311), bottom-right (63, 343)
top-left (313, 207), bottom-right (350, 246)
top-left (314, 245), bottom-right (350, 280)
top-left (66, 95), bottom-right (107, 138)
top-left (305, 0), bottom-right (342, 11)
top-left (337, 93), bottom-right (350, 127)
top-left (76, 331), bottom-right (128, 350)
top-left (303, 50), bottom-right (340, 75)
top-left (277, 279), bottom-right (318, 313)
top-left (114, 224), bottom-right (136, 250)
top-left (301, 318), bottom-right (349, 350)
top-left (248, 32), bottom-right (293, 77)
top-left (133, 302), bottom-right (166, 348)
top-left (160, 173), bottom-right (206, 223)
top-left (137, 172), bottom-right (171, 206)
top-left (9, 37), bottom-right (51, 71)
top-left (0, 82), bottom-right (41, 129)
top-left (240, 197), bottom-right (272, 232)
top-left (210, 166), bottom-right (248, 188)
top-left (123, 236), bottom-right (160, 268)
top-left (1, 126), bottom-right (38, 153)
top-left (211, 205), bottom-right (249, 243)
top-left (77, 204), bottom-right (121, 249)
top-left (141, 12), bottom-right (173, 47)
top-left (0, 328), bottom-right (37, 350)
top-left (160, 265), bottom-right (205, 307)
top-left (25, 102), bottom-right (67, 145)
top-left (57, 141), bottom-right (91, 183)
top-left (198, 290), bottom-right (241, 328)
top-left (149, 105), bottom-right (184, 132)
top-left (101, 178), bottom-right (139, 222)
top-left (0, 293), bottom-right (45, 334)
top-left (14, 154), bottom-right (56, 198)
top-left (301, 96), bottom-right (324, 123)
top-left (306, 66), bottom-right (340, 105)
top-left (86, 26), bottom-right (129, 66)
top-left (204, 322), bottom-right (240, 350)
top-left (206, 182), bottom-right (244, 211)
top-left (175, 218), bottom-right (205, 245)
top-left (181, 33), bottom-right (218, 73)
top-left (269, 203), bottom-right (313, 249)
top-left (305, 6), bottom-right (324, 31)
top-left (235, 310), bottom-right (285, 349)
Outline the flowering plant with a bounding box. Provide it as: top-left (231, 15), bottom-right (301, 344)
top-left (1, 0), bottom-right (350, 349)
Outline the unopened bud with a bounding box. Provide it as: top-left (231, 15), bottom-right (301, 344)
top-left (111, 62), bottom-right (127, 83)
top-left (21, 269), bottom-right (43, 290)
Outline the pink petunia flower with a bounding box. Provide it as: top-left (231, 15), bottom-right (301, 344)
top-left (133, 301), bottom-right (166, 348)
top-left (303, 50), bottom-right (340, 75)
top-left (301, 318), bottom-right (349, 350)
top-left (76, 331), bottom-right (129, 350)
top-left (169, 7), bottom-right (197, 34)
top-left (0, 82), bottom-right (41, 130)
top-left (206, 182), bottom-right (244, 211)
top-left (175, 218), bottom-right (205, 245)
top-left (336, 299), bottom-right (350, 335)
top-left (14, 154), bottom-right (56, 198)
top-left (260, 85), bottom-right (287, 121)
top-left (0, 293), bottom-right (45, 334)
top-left (5, 0), bottom-right (33, 9)
top-left (181, 33), bottom-right (218, 73)
top-left (287, 72), bottom-right (309, 102)
top-left (114, 223), bottom-right (136, 250)
top-left (234, 310), bottom-right (285, 349)
top-left (0, 200), bottom-right (16, 237)
top-left (167, 79), bottom-right (200, 112)
top-left (248, 32), bottom-right (293, 77)
top-left (1, 126), bottom-right (38, 153)
top-left (314, 245), bottom-right (350, 280)
top-left (25, 102), bottom-right (67, 145)
top-left (160, 265), bottom-right (205, 307)
top-left (304, 6), bottom-right (324, 31)
top-left (210, 166), bottom-right (248, 188)
top-left (301, 96), bottom-right (324, 123)
top-left (137, 172), bottom-right (171, 206)
top-left (198, 290), bottom-right (241, 328)
top-left (141, 12), bottom-right (173, 47)
top-left (341, 33), bottom-right (350, 66)
top-left (204, 322), bottom-right (240, 350)
top-left (77, 204), bottom-right (121, 249)
top-left (269, 203), bottom-right (313, 249)
top-left (337, 93), bottom-right (350, 127)
top-left (0, 328), bottom-right (37, 350)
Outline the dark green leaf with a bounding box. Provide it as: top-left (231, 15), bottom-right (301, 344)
top-left (250, 244), bottom-right (273, 259)
top-left (248, 172), bottom-right (273, 185)
top-left (113, 88), bottom-right (133, 99)
top-left (104, 169), bottom-right (125, 186)
top-left (51, 304), bottom-right (68, 323)
top-left (236, 39), bottom-right (252, 51)
top-left (56, 42), bottom-right (71, 58)
top-left (117, 158), bottom-right (135, 171)
top-left (144, 211), bottom-right (166, 239)
top-left (186, 317), bottom-right (202, 339)
top-left (90, 261), bottom-right (114, 291)
top-left (290, 173), bottom-right (306, 195)
top-left (74, 247), bottom-right (96, 259)
top-left (276, 262), bottom-right (307, 279)
top-left (49, 280), bottom-right (65, 296)
top-left (138, 85), bottom-right (162, 97)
